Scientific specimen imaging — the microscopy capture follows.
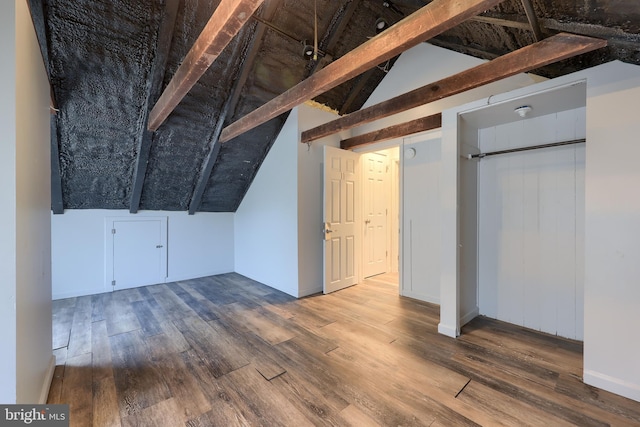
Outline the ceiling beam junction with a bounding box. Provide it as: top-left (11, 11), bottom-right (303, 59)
top-left (219, 0), bottom-right (507, 143)
top-left (147, 0), bottom-right (265, 131)
top-left (301, 33), bottom-right (607, 144)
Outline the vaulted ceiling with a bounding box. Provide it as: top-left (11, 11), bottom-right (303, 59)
top-left (29, 0), bottom-right (640, 213)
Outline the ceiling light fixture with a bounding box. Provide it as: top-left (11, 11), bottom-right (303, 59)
top-left (375, 17), bottom-right (388, 34)
top-left (302, 41), bottom-right (314, 59)
top-left (514, 105), bottom-right (533, 118)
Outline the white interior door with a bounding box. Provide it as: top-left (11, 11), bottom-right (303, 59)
top-left (323, 146), bottom-right (359, 294)
top-left (106, 217), bottom-right (167, 291)
top-left (363, 152), bottom-right (388, 278)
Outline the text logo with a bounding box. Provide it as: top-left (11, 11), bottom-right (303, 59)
top-left (0, 405), bottom-right (69, 426)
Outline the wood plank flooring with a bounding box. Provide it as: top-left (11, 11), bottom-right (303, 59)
top-left (49, 273), bottom-right (640, 426)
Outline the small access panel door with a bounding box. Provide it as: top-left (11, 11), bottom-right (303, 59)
top-left (106, 217), bottom-right (167, 291)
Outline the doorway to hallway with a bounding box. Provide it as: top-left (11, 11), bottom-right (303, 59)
top-left (361, 147), bottom-right (399, 284)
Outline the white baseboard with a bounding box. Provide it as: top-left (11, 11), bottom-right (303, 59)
top-left (53, 286), bottom-right (106, 300)
top-left (400, 289), bottom-right (439, 305)
top-left (165, 269), bottom-right (233, 284)
top-left (53, 271), bottom-right (236, 300)
top-left (39, 355), bottom-right (56, 404)
top-left (438, 322), bottom-right (458, 338)
top-left (583, 369), bottom-right (640, 403)
top-left (460, 307), bottom-right (479, 328)
top-left (298, 284), bottom-right (322, 298)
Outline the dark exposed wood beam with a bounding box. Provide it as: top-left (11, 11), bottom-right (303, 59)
top-left (27, 0), bottom-right (58, 113)
top-left (429, 38), bottom-right (501, 61)
top-left (520, 0), bottom-right (544, 42)
top-left (50, 117), bottom-right (64, 214)
top-left (227, 0), bottom-right (281, 121)
top-left (27, 0), bottom-right (64, 211)
top-left (130, 0), bottom-right (180, 213)
top-left (470, 15), bottom-right (531, 31)
top-left (301, 33), bottom-right (607, 144)
top-left (187, 107), bottom-right (227, 215)
top-left (188, 0), bottom-right (281, 214)
top-left (341, 113), bottom-right (442, 150)
top-left (147, 0), bottom-right (265, 131)
top-left (219, 0), bottom-right (505, 143)
top-left (472, 12), bottom-right (640, 47)
top-left (306, 0), bottom-right (360, 76)
top-left (340, 68), bottom-right (376, 115)
top-left (541, 18), bottom-right (640, 46)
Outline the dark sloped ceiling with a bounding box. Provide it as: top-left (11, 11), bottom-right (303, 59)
top-left (35, 0), bottom-right (639, 213)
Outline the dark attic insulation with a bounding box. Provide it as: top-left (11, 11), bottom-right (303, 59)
top-left (33, 0), bottom-right (640, 213)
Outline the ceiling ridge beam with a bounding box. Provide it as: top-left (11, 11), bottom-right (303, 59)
top-left (188, 0), bottom-right (281, 214)
top-left (301, 33), bottom-right (607, 144)
top-left (341, 113), bottom-right (442, 150)
top-left (130, 0), bottom-right (180, 214)
top-left (147, 0), bottom-right (265, 131)
top-left (219, 0), bottom-right (506, 143)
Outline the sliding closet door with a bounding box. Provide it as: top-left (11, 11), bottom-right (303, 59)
top-left (477, 108), bottom-right (585, 340)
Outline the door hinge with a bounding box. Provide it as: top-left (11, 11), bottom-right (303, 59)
top-left (111, 280), bottom-right (116, 287)
top-left (112, 228), bottom-right (116, 234)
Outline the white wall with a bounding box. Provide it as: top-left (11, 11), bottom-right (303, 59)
top-left (0, 0), bottom-right (18, 404)
top-left (401, 131), bottom-right (442, 303)
top-left (583, 63), bottom-right (640, 402)
top-left (477, 109), bottom-right (586, 340)
top-left (0, 1), bottom-right (54, 403)
top-left (235, 109), bottom-right (300, 296)
top-left (440, 61), bottom-right (640, 402)
top-left (52, 210), bottom-right (234, 299)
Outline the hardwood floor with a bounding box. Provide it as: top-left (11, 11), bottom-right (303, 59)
top-left (49, 273), bottom-right (640, 426)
